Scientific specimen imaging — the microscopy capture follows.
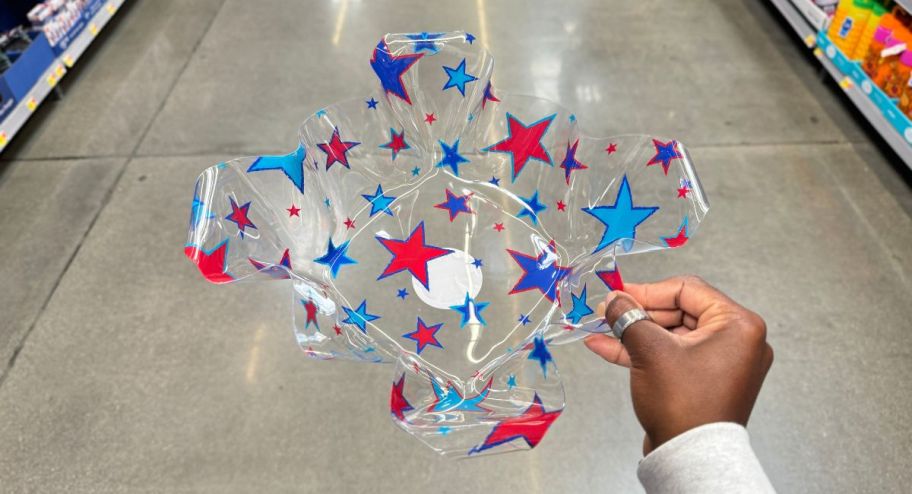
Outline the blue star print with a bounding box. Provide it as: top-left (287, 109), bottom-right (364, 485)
top-left (397, 288), bottom-right (409, 299)
top-left (406, 32), bottom-right (444, 53)
top-left (528, 336), bottom-right (553, 377)
top-left (366, 97), bottom-right (378, 109)
top-left (517, 190), bottom-right (547, 225)
top-left (450, 293), bottom-right (490, 328)
top-left (411, 166), bottom-right (421, 176)
top-left (370, 40), bottom-right (423, 104)
top-left (246, 144), bottom-right (306, 193)
top-left (518, 314), bottom-right (531, 326)
top-left (442, 59), bottom-right (478, 96)
top-left (489, 176), bottom-right (501, 186)
top-left (507, 374), bottom-right (517, 389)
top-left (508, 249), bottom-right (571, 303)
top-left (313, 237), bottom-right (357, 278)
top-left (430, 379), bottom-right (490, 412)
top-left (342, 300), bottom-right (380, 333)
top-left (465, 32), bottom-right (475, 44)
top-left (582, 175), bottom-right (659, 253)
top-left (471, 258), bottom-right (483, 268)
top-left (436, 139), bottom-right (470, 176)
top-left (361, 184), bottom-right (396, 216)
top-left (566, 284), bottom-right (594, 324)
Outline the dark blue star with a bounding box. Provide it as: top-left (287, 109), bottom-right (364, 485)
top-left (518, 314), bottom-right (531, 326)
top-left (560, 139), bottom-right (588, 185)
top-left (489, 176), bottom-right (501, 186)
top-left (647, 139), bottom-right (683, 175)
top-left (406, 32), bottom-right (444, 53)
top-left (450, 293), bottom-right (490, 328)
top-left (465, 32), bottom-right (476, 44)
top-left (361, 184), bottom-right (396, 216)
top-left (517, 190), bottom-right (547, 225)
top-left (528, 336), bottom-right (553, 377)
top-left (436, 139), bottom-right (470, 176)
top-left (566, 284), bottom-right (594, 324)
top-left (582, 175), bottom-right (658, 253)
top-left (507, 248), bottom-right (571, 303)
top-left (342, 300), bottom-right (380, 333)
top-left (366, 97), bottom-right (378, 109)
top-left (471, 258), bottom-right (483, 268)
top-left (397, 288), bottom-right (409, 299)
top-left (313, 237), bottom-right (357, 278)
top-left (370, 40), bottom-right (423, 104)
top-left (442, 59), bottom-right (478, 96)
top-left (246, 144), bottom-right (306, 193)
top-left (434, 188), bottom-right (473, 221)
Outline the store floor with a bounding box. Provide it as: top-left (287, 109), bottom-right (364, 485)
top-left (1, 0), bottom-right (910, 492)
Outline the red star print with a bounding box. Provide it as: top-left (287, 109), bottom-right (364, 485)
top-left (493, 222), bottom-right (505, 232)
top-left (425, 113), bottom-right (437, 125)
top-left (677, 186), bottom-right (690, 198)
top-left (605, 143), bottom-right (617, 154)
top-left (287, 204), bottom-right (300, 217)
top-left (485, 114), bottom-right (554, 181)
top-left (375, 222), bottom-right (452, 289)
top-left (563, 325), bottom-right (575, 331)
top-left (333, 325), bottom-right (342, 335)
top-left (344, 217), bottom-right (356, 229)
top-left (226, 198), bottom-right (256, 237)
top-left (596, 268), bottom-right (624, 291)
top-left (469, 394), bottom-right (562, 454)
top-left (662, 224), bottom-right (689, 248)
top-left (556, 200), bottom-right (566, 211)
top-left (403, 317), bottom-right (444, 354)
top-left (302, 299), bottom-right (319, 329)
top-left (390, 374), bottom-right (414, 421)
top-left (184, 240), bottom-right (233, 284)
top-left (380, 128), bottom-right (410, 160)
top-left (317, 128), bottom-right (360, 171)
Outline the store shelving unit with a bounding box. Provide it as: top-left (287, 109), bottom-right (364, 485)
top-left (0, 0), bottom-right (125, 151)
top-left (769, 0), bottom-right (912, 169)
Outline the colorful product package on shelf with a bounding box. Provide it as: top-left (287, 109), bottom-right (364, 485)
top-left (852, 1), bottom-right (886, 60)
top-left (183, 32), bottom-right (710, 457)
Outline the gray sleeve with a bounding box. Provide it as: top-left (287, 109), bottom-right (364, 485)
top-left (637, 422), bottom-right (775, 494)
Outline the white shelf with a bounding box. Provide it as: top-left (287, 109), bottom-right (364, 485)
top-left (0, 0), bottom-right (126, 152)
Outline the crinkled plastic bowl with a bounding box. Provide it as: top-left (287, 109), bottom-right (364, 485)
top-left (185, 31), bottom-right (709, 457)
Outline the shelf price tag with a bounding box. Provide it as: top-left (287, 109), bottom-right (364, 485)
top-left (26, 98), bottom-right (37, 112)
top-left (63, 54), bottom-right (75, 67)
top-left (839, 77), bottom-right (854, 89)
top-left (804, 34), bottom-right (816, 48)
top-left (0, 132), bottom-right (7, 148)
top-left (89, 23), bottom-right (99, 36)
top-left (54, 65), bottom-right (65, 78)
top-left (46, 73), bottom-right (58, 88)
top-left (106, 3), bottom-right (117, 14)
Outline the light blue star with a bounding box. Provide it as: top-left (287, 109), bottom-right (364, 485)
top-left (324, 197), bottom-right (331, 208)
top-left (450, 293), bottom-right (490, 328)
top-left (436, 138), bottom-right (470, 176)
top-left (246, 144), bottom-right (307, 193)
top-left (430, 379), bottom-right (490, 412)
top-left (442, 59), bottom-right (478, 96)
top-left (517, 190), bottom-right (547, 225)
top-left (190, 187), bottom-right (215, 228)
top-left (361, 184), bottom-right (396, 216)
top-left (406, 32), bottom-right (444, 53)
top-left (342, 300), bottom-right (380, 333)
top-left (313, 237), bottom-right (357, 278)
top-left (438, 426), bottom-right (452, 436)
top-left (507, 374), bottom-right (517, 389)
top-left (582, 175), bottom-right (659, 253)
top-left (315, 109), bottom-right (327, 118)
top-left (411, 166), bottom-right (421, 176)
top-left (567, 284), bottom-right (594, 324)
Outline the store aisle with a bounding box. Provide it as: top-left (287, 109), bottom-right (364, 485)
top-left (0, 0), bottom-right (909, 492)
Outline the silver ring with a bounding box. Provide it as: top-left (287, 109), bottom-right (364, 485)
top-left (612, 308), bottom-right (650, 340)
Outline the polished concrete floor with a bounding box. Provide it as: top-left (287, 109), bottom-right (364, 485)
top-left (1, 0), bottom-right (911, 492)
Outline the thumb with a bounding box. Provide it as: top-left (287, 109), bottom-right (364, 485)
top-left (603, 291), bottom-right (676, 367)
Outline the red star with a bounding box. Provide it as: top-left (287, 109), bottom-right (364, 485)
top-left (596, 268), bottom-right (624, 291)
top-left (402, 317), bottom-right (444, 354)
top-left (226, 198), bottom-right (256, 238)
top-left (344, 217), bottom-right (356, 229)
top-left (563, 325), bottom-right (575, 331)
top-left (556, 200), bottom-right (566, 211)
top-left (425, 113), bottom-right (436, 125)
top-left (287, 204), bottom-right (300, 217)
top-left (605, 143), bottom-right (617, 154)
top-left (662, 223), bottom-right (689, 248)
top-left (390, 374), bottom-right (414, 421)
top-left (302, 299), bottom-right (319, 329)
top-left (469, 394), bottom-right (562, 454)
top-left (333, 325), bottom-right (342, 335)
top-left (380, 128), bottom-right (410, 160)
top-left (317, 127), bottom-right (360, 171)
top-left (375, 221), bottom-right (452, 289)
top-left (184, 239), bottom-right (234, 284)
top-left (677, 186), bottom-right (690, 198)
top-left (493, 222), bottom-right (505, 232)
top-left (484, 113), bottom-right (555, 182)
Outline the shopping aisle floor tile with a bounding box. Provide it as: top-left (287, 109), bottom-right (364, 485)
top-left (0, 157), bottom-right (124, 378)
top-left (1, 0), bottom-right (225, 160)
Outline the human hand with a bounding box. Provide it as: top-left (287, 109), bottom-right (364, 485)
top-left (584, 276), bottom-right (773, 454)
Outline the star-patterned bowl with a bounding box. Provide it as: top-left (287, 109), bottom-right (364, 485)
top-left (185, 31), bottom-right (709, 457)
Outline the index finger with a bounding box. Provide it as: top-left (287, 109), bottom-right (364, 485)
top-left (623, 276), bottom-right (736, 318)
